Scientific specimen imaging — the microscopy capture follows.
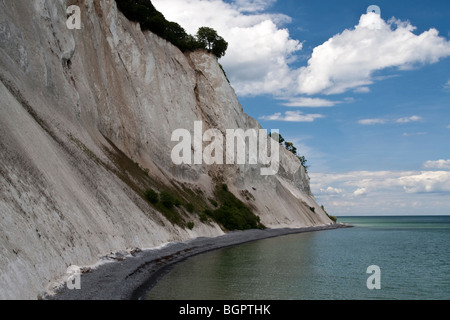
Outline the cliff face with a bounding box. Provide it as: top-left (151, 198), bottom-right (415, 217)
top-left (0, 0), bottom-right (332, 299)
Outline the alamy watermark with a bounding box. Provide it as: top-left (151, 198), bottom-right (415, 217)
top-left (366, 5), bottom-right (382, 30)
top-left (171, 121), bottom-right (280, 176)
top-left (367, 5), bottom-right (381, 16)
top-left (366, 265), bottom-right (381, 290)
top-left (66, 5), bottom-right (81, 30)
top-left (66, 265), bottom-right (81, 290)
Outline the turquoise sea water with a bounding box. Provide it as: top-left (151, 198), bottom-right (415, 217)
top-left (145, 216), bottom-right (450, 300)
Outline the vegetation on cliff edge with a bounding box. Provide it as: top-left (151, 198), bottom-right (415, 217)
top-left (115, 0), bottom-right (228, 58)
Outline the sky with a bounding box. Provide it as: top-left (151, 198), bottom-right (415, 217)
top-left (151, 0), bottom-right (450, 216)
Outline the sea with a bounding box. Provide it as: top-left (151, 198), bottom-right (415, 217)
top-left (145, 216), bottom-right (450, 300)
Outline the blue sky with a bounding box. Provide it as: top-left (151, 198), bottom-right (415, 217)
top-left (152, 0), bottom-right (450, 216)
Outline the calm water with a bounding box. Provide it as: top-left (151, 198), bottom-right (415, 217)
top-left (145, 216), bottom-right (450, 300)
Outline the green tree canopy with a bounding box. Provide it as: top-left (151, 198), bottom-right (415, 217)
top-left (196, 27), bottom-right (228, 58)
top-left (284, 142), bottom-right (297, 155)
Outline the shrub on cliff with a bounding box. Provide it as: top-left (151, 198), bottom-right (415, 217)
top-left (205, 184), bottom-right (265, 231)
top-left (144, 189), bottom-right (159, 204)
top-left (185, 203), bottom-right (195, 213)
top-left (160, 190), bottom-right (177, 209)
top-left (321, 205), bottom-right (338, 223)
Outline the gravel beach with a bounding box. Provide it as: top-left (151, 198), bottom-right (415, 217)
top-left (46, 224), bottom-right (349, 300)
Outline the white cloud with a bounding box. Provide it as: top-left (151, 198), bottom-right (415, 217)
top-left (399, 171), bottom-right (450, 193)
top-left (396, 115), bottom-right (423, 123)
top-left (423, 159), bottom-right (450, 170)
top-left (402, 132), bottom-right (426, 137)
top-left (353, 188), bottom-right (367, 196)
top-left (259, 111), bottom-right (324, 122)
top-left (359, 115), bottom-right (423, 125)
top-left (297, 13), bottom-right (450, 95)
top-left (358, 118), bottom-right (387, 125)
top-left (354, 86), bottom-right (371, 93)
top-left (320, 186), bottom-right (344, 195)
top-left (279, 97), bottom-right (339, 107)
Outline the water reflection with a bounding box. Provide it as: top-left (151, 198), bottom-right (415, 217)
top-left (146, 232), bottom-right (317, 300)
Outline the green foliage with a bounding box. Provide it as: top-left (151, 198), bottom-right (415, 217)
top-left (185, 203), bottom-right (195, 213)
top-left (115, 0), bottom-right (228, 57)
top-left (116, 0), bottom-right (165, 33)
top-left (205, 184), bottom-right (265, 231)
top-left (160, 190), bottom-right (177, 209)
top-left (297, 155), bottom-right (308, 171)
top-left (321, 205), bottom-right (338, 223)
top-left (196, 27), bottom-right (216, 51)
top-left (187, 221), bottom-right (195, 230)
top-left (219, 64), bottom-right (230, 83)
top-left (209, 198), bottom-right (218, 207)
top-left (144, 189), bottom-right (159, 204)
top-left (204, 209), bottom-right (214, 217)
top-left (284, 142), bottom-right (297, 155)
top-left (196, 27), bottom-right (228, 58)
top-left (199, 212), bottom-right (209, 223)
top-left (143, 189), bottom-right (183, 225)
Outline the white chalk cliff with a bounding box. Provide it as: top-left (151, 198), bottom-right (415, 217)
top-left (0, 0), bottom-right (332, 299)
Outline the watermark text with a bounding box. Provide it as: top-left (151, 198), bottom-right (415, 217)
top-left (366, 265), bottom-right (381, 290)
top-left (171, 121), bottom-right (280, 176)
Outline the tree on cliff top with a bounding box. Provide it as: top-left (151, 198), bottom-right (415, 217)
top-left (196, 27), bottom-right (229, 58)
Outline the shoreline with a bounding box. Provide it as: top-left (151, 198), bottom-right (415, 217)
top-left (46, 223), bottom-right (350, 300)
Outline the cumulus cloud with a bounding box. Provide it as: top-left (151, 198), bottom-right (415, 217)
top-left (279, 97), bottom-right (339, 107)
top-left (297, 13), bottom-right (450, 95)
top-left (399, 171), bottom-right (450, 193)
top-left (259, 111), bottom-right (324, 122)
top-left (353, 188), bottom-right (367, 196)
top-left (358, 118), bottom-right (388, 125)
top-left (358, 115), bottom-right (422, 125)
top-left (320, 186), bottom-right (344, 195)
top-left (396, 115), bottom-right (423, 123)
top-left (311, 170), bottom-right (450, 215)
top-left (423, 159), bottom-right (450, 170)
